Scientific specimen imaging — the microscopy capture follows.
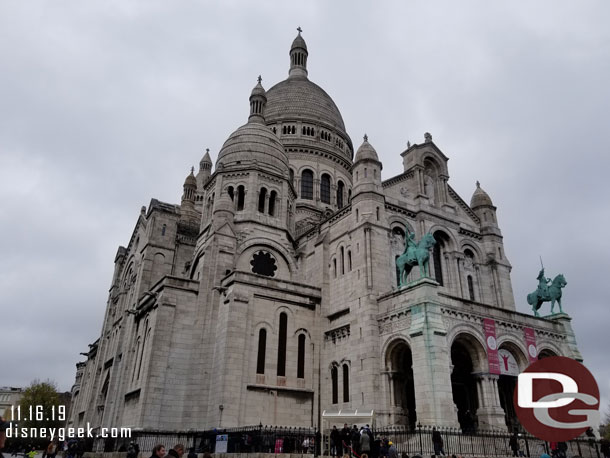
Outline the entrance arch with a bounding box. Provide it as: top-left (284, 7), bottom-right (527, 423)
top-left (497, 341), bottom-right (527, 431)
top-left (451, 333), bottom-right (486, 432)
top-left (385, 339), bottom-right (416, 429)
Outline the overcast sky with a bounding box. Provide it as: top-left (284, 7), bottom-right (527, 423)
top-left (1, 1), bottom-right (609, 420)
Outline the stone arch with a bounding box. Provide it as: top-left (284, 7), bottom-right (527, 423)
top-left (461, 242), bottom-right (483, 262)
top-left (447, 327), bottom-right (488, 371)
top-left (537, 343), bottom-right (561, 359)
top-left (236, 238), bottom-right (297, 275)
top-left (497, 336), bottom-right (529, 371)
top-left (450, 330), bottom-right (487, 431)
top-left (253, 320), bottom-right (274, 334)
top-left (497, 337), bottom-right (529, 430)
top-left (383, 336), bottom-right (416, 428)
top-left (294, 327), bottom-right (311, 339)
top-left (431, 229), bottom-right (453, 287)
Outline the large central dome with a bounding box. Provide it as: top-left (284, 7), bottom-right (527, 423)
top-left (263, 30), bottom-right (353, 163)
top-left (265, 77), bottom-right (347, 133)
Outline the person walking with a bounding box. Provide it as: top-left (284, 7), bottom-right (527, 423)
top-left (331, 426), bottom-right (342, 457)
top-left (341, 424), bottom-right (351, 456)
top-left (43, 441), bottom-right (58, 458)
top-left (351, 426), bottom-right (361, 456)
top-left (432, 427), bottom-right (445, 456)
top-left (509, 433), bottom-right (520, 457)
top-left (360, 425), bottom-right (372, 457)
top-left (388, 441), bottom-right (398, 458)
top-left (149, 445), bottom-right (166, 458)
top-left (166, 444), bottom-right (184, 458)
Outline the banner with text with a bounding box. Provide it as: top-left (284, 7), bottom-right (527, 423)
top-left (523, 327), bottom-right (538, 364)
top-left (483, 318), bottom-right (501, 374)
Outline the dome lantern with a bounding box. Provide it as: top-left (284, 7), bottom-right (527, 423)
top-left (249, 75), bottom-right (267, 124)
top-left (289, 27), bottom-right (308, 79)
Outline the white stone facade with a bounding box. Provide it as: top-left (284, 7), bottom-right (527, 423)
top-left (68, 33), bottom-right (582, 434)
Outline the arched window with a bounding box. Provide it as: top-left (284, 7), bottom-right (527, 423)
top-left (395, 255), bottom-right (401, 286)
top-left (337, 181), bottom-right (344, 208)
top-left (467, 275), bottom-right (475, 301)
top-left (237, 185), bottom-right (245, 211)
top-left (348, 251), bottom-right (352, 271)
top-left (340, 247), bottom-right (345, 275)
top-left (331, 366), bottom-right (338, 404)
top-left (320, 174), bottom-right (331, 204)
top-left (342, 364), bottom-right (349, 402)
top-left (258, 188), bottom-right (267, 213)
top-left (376, 207), bottom-right (380, 220)
top-left (227, 186), bottom-right (234, 201)
top-left (297, 334), bottom-right (306, 379)
top-left (301, 170), bottom-right (314, 200)
top-left (256, 329), bottom-right (266, 374)
top-left (333, 258), bottom-right (337, 278)
top-left (433, 231), bottom-right (450, 286)
top-left (277, 313), bottom-right (287, 377)
top-left (269, 190), bottom-right (277, 216)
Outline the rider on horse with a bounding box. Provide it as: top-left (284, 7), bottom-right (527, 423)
top-left (536, 268), bottom-right (551, 300)
top-left (404, 229), bottom-right (416, 256)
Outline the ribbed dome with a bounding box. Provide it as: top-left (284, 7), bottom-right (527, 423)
top-left (216, 122), bottom-right (289, 175)
top-left (355, 135), bottom-right (379, 162)
top-left (470, 181), bottom-right (494, 208)
top-left (291, 33), bottom-right (307, 51)
top-left (265, 77), bottom-right (347, 133)
top-left (184, 170), bottom-right (197, 187)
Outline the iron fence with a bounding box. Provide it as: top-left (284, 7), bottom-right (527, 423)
top-left (91, 425), bottom-right (602, 458)
top-left (368, 426), bottom-right (601, 458)
top-left (93, 426), bottom-right (318, 455)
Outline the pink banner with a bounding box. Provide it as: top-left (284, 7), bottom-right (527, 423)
top-left (483, 318), bottom-right (500, 374)
top-left (524, 327), bottom-right (538, 364)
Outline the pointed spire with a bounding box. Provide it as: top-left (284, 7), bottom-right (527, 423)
top-left (289, 27), bottom-right (308, 78)
top-left (191, 166), bottom-right (195, 174)
top-left (476, 180), bottom-right (481, 188)
top-left (364, 133), bottom-right (368, 142)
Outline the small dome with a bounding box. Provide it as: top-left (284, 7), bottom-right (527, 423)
top-left (291, 31), bottom-right (307, 52)
top-left (470, 181), bottom-right (494, 208)
top-left (184, 169), bottom-right (197, 187)
top-left (216, 122), bottom-right (289, 175)
top-left (250, 76), bottom-right (266, 98)
top-left (355, 134), bottom-right (379, 162)
top-left (200, 149), bottom-right (212, 166)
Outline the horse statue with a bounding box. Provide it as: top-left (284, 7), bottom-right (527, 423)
top-left (527, 269), bottom-right (567, 316)
top-left (395, 231), bottom-right (436, 286)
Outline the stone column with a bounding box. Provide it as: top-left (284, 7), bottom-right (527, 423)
top-left (407, 280), bottom-right (458, 427)
top-left (474, 373), bottom-right (506, 431)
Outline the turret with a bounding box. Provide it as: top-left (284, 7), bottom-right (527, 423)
top-left (353, 134), bottom-right (383, 195)
top-left (196, 148), bottom-right (213, 192)
top-left (180, 167), bottom-right (199, 223)
top-left (288, 27), bottom-right (308, 78)
top-left (470, 181), bottom-right (500, 235)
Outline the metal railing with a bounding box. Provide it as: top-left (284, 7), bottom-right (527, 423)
top-left (91, 424), bottom-right (602, 458)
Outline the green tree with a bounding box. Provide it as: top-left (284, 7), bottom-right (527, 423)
top-left (17, 380), bottom-right (64, 448)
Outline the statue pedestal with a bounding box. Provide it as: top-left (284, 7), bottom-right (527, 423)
top-left (547, 313), bottom-right (583, 361)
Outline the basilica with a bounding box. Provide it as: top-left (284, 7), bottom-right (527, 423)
top-left (68, 31), bottom-right (581, 434)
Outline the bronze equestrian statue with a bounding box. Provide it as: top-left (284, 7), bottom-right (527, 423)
top-left (395, 229), bottom-right (436, 286)
top-left (527, 268), bottom-right (567, 316)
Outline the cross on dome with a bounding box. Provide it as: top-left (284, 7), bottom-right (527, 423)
top-left (297, 26), bottom-right (302, 34)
